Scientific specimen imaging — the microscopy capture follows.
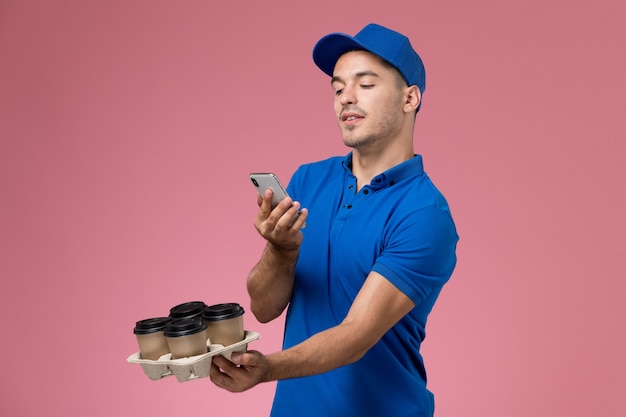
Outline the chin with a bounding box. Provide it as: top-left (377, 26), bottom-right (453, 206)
top-left (341, 134), bottom-right (358, 147)
top-left (341, 130), bottom-right (361, 146)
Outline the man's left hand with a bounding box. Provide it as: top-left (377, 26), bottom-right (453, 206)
top-left (210, 350), bottom-right (269, 392)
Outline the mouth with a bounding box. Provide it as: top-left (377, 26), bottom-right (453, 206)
top-left (341, 111), bottom-right (364, 123)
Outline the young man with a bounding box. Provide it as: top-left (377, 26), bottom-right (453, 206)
top-left (211, 23), bottom-right (459, 417)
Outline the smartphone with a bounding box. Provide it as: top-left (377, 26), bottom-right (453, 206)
top-left (249, 173), bottom-right (290, 209)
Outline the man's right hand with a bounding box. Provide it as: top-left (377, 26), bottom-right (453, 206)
top-left (254, 189), bottom-right (308, 251)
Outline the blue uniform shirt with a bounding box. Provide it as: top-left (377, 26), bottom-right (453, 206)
top-left (270, 153), bottom-right (458, 417)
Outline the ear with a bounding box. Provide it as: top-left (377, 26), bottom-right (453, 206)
top-left (404, 85), bottom-right (421, 113)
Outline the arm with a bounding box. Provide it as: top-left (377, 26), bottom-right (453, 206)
top-left (211, 270), bottom-right (415, 391)
top-left (247, 189), bottom-right (308, 323)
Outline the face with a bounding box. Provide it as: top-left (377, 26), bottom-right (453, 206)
top-left (331, 50), bottom-right (410, 150)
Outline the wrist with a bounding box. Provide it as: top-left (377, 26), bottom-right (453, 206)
top-left (267, 242), bottom-right (300, 260)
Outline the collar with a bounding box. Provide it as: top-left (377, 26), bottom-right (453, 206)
top-left (341, 152), bottom-right (424, 190)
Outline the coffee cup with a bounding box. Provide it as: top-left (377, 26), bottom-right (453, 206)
top-left (203, 303), bottom-right (245, 347)
top-left (133, 317), bottom-right (171, 360)
top-left (164, 318), bottom-right (208, 359)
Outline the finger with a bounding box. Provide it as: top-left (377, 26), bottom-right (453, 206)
top-left (274, 201), bottom-right (300, 227)
top-left (259, 189), bottom-right (274, 213)
top-left (212, 354), bottom-right (237, 374)
top-left (230, 351), bottom-right (257, 367)
top-left (255, 190), bottom-right (277, 231)
top-left (266, 197), bottom-right (294, 226)
top-left (210, 361), bottom-right (234, 390)
top-left (291, 207), bottom-right (308, 229)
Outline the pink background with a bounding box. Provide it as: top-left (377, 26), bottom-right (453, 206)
top-left (1, 1), bottom-right (624, 416)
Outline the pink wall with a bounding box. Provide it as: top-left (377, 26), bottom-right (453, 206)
top-left (1, 1), bottom-right (624, 416)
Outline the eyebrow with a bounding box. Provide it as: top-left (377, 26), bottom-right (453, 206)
top-left (331, 70), bottom-right (380, 85)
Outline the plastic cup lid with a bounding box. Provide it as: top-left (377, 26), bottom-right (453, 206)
top-left (164, 318), bottom-right (207, 337)
top-left (133, 317), bottom-right (171, 335)
top-left (169, 301), bottom-right (206, 319)
top-left (203, 303), bottom-right (245, 321)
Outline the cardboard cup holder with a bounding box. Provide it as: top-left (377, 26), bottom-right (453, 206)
top-left (127, 330), bottom-right (260, 382)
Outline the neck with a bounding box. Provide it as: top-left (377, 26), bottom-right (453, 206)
top-left (351, 141), bottom-right (414, 190)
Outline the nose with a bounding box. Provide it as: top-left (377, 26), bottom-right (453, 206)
top-left (339, 85), bottom-right (356, 106)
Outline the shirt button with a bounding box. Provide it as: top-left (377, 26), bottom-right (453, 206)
top-left (363, 189), bottom-right (369, 195)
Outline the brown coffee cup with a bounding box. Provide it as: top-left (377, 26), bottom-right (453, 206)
top-left (164, 318), bottom-right (208, 359)
top-left (203, 303), bottom-right (245, 347)
top-left (133, 317), bottom-right (171, 360)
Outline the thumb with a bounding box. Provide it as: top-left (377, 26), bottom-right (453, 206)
top-left (230, 352), bottom-right (242, 365)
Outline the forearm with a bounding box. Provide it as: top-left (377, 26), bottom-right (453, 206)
top-left (262, 320), bottom-right (373, 382)
top-left (247, 242), bottom-right (299, 323)
top-left (261, 272), bottom-right (416, 382)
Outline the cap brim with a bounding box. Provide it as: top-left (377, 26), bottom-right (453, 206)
top-left (312, 33), bottom-right (367, 77)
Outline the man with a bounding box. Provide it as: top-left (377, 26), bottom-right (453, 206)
top-left (211, 23), bottom-right (459, 417)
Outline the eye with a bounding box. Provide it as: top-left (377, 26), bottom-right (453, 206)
top-left (360, 84), bottom-right (374, 89)
top-left (334, 88), bottom-right (344, 96)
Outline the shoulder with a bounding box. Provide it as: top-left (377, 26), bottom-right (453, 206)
top-left (294, 156), bottom-right (345, 176)
top-left (382, 172), bottom-right (458, 245)
top-left (288, 156), bottom-right (345, 189)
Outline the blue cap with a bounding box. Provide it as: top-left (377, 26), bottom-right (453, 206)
top-left (312, 23), bottom-right (426, 97)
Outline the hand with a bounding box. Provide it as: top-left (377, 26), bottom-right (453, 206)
top-left (210, 351), bottom-right (269, 393)
top-left (255, 189), bottom-right (308, 250)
